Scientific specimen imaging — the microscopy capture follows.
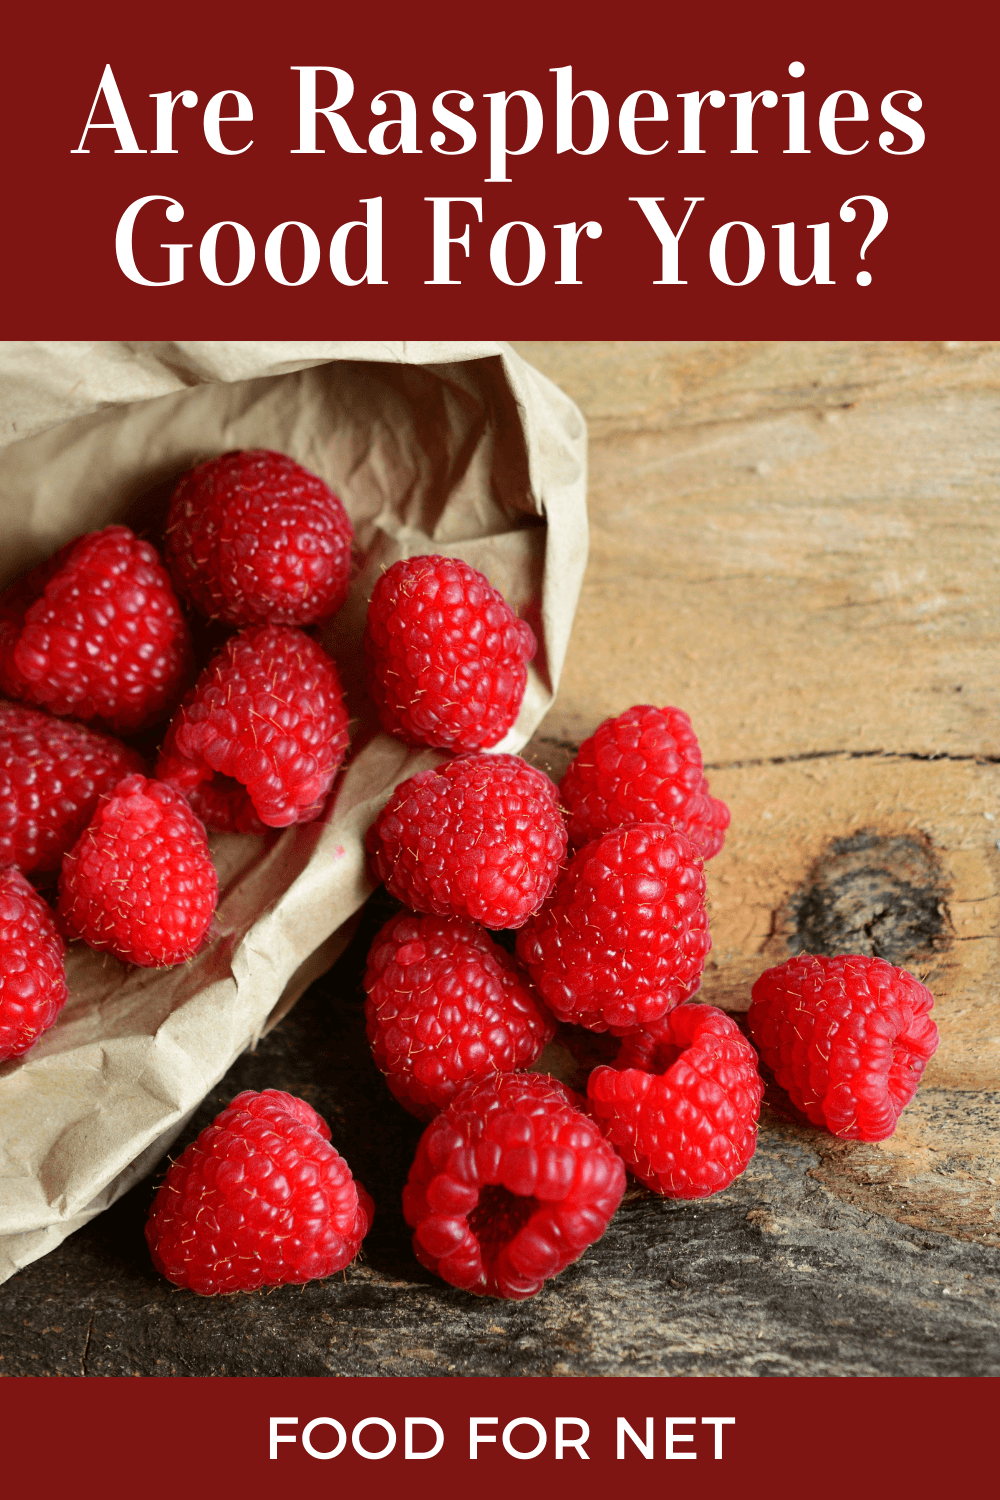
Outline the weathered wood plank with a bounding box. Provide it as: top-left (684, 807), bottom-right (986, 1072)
top-left (516, 339), bottom-right (1000, 759)
top-left (2, 959), bottom-right (997, 1377)
top-left (515, 338), bottom-right (1000, 1256)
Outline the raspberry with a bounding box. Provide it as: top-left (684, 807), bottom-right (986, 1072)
top-left (156, 625), bottom-right (349, 832)
top-left (363, 911), bottom-right (555, 1119)
top-left (164, 449), bottom-right (354, 628)
top-left (747, 953), bottom-right (939, 1141)
top-left (58, 773), bottom-right (218, 968)
top-left (0, 702), bottom-right (145, 877)
top-left (561, 705), bottom-right (730, 858)
top-left (0, 547), bottom-right (69, 699)
top-left (402, 1071), bottom-right (625, 1299)
top-left (363, 555), bottom-right (536, 751)
top-left (145, 1089), bottom-right (374, 1295)
top-left (0, 866), bottom-right (68, 1061)
top-left (0, 525), bottom-right (192, 734)
top-left (366, 754), bottom-right (566, 929)
top-left (587, 1004), bottom-right (763, 1198)
top-left (516, 824), bottom-right (711, 1034)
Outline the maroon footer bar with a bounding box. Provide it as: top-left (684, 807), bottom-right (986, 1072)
top-left (3, 1375), bottom-right (994, 1497)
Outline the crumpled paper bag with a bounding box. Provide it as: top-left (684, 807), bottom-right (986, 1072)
top-left (0, 340), bottom-right (588, 1285)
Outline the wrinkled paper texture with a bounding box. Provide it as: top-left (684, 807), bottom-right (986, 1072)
top-left (0, 341), bottom-right (588, 1284)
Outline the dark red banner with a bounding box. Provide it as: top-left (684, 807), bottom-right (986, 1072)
top-left (2, 0), bottom-right (993, 336)
top-left (3, 1375), bottom-right (996, 1497)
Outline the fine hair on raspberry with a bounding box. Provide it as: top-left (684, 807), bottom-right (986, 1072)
top-left (58, 773), bottom-right (218, 968)
top-left (516, 823), bottom-right (711, 1033)
top-left (367, 753), bottom-right (566, 930)
top-left (0, 865), bottom-right (69, 1062)
top-left (363, 554), bottom-right (536, 751)
top-left (748, 952), bottom-right (939, 1140)
top-left (145, 1089), bottom-right (374, 1295)
top-left (560, 704), bottom-right (730, 858)
top-left (0, 525), bottom-right (192, 734)
top-left (588, 1003), bottom-right (764, 1198)
top-left (156, 624), bottom-right (350, 832)
top-left (164, 449), bottom-right (354, 627)
top-left (364, 911), bottom-right (554, 1119)
top-left (403, 1071), bottom-right (626, 1299)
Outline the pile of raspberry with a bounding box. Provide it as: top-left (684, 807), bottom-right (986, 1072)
top-left (0, 455), bottom-right (549, 1296)
top-left (358, 686), bottom-right (754, 1297)
top-left (0, 449), bottom-right (941, 1305)
top-left (359, 654), bottom-right (938, 1301)
top-left (0, 451), bottom-right (358, 1062)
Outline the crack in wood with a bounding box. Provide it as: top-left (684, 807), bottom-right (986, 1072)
top-left (531, 739), bottom-right (999, 771)
top-left (80, 1313), bottom-right (94, 1377)
top-left (705, 749), bottom-right (1000, 770)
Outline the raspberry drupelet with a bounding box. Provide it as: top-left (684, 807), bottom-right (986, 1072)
top-left (516, 823), bottom-right (711, 1034)
top-left (0, 525), bottom-right (192, 734)
top-left (164, 449), bottom-right (355, 627)
top-left (0, 701), bottom-right (145, 877)
top-left (363, 554), bottom-right (537, 751)
top-left (0, 865), bottom-right (69, 1061)
top-left (145, 1089), bottom-right (374, 1294)
top-left (588, 1003), bottom-right (763, 1198)
top-left (364, 911), bottom-right (554, 1119)
top-left (560, 704), bottom-right (730, 858)
top-left (366, 754), bottom-right (566, 929)
top-left (156, 624), bottom-right (350, 832)
top-left (403, 1071), bottom-right (626, 1299)
top-left (58, 773), bottom-right (218, 968)
top-left (747, 953), bottom-right (939, 1140)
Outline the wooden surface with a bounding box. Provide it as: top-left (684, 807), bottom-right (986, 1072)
top-left (2, 340), bottom-right (998, 1376)
top-left (515, 339), bottom-right (1000, 1254)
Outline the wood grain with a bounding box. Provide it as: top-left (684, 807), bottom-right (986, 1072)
top-left (514, 339), bottom-right (1000, 1249)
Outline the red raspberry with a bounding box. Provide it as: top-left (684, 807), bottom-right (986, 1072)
top-left (363, 555), bottom-right (536, 751)
top-left (747, 953), bottom-right (939, 1141)
top-left (156, 625), bottom-right (349, 832)
top-left (366, 754), bottom-right (566, 929)
top-left (0, 547), bottom-right (69, 697)
top-left (364, 911), bottom-right (555, 1120)
top-left (0, 701), bottom-right (145, 877)
top-left (516, 824), bottom-right (711, 1034)
top-left (561, 705), bottom-right (730, 858)
top-left (0, 866), bottom-right (68, 1061)
top-left (164, 449), bottom-right (354, 627)
top-left (58, 773), bottom-right (218, 968)
top-left (588, 1004), bottom-right (763, 1198)
top-left (0, 526), bottom-right (192, 734)
top-left (145, 1088), bottom-right (374, 1295)
top-left (402, 1071), bottom-right (625, 1299)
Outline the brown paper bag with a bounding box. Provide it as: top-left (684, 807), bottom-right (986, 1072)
top-left (0, 340), bottom-right (588, 1284)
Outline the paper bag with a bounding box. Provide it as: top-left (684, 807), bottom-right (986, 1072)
top-left (0, 340), bottom-right (588, 1284)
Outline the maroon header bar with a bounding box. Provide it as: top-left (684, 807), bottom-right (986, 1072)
top-left (2, 0), bottom-right (993, 336)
